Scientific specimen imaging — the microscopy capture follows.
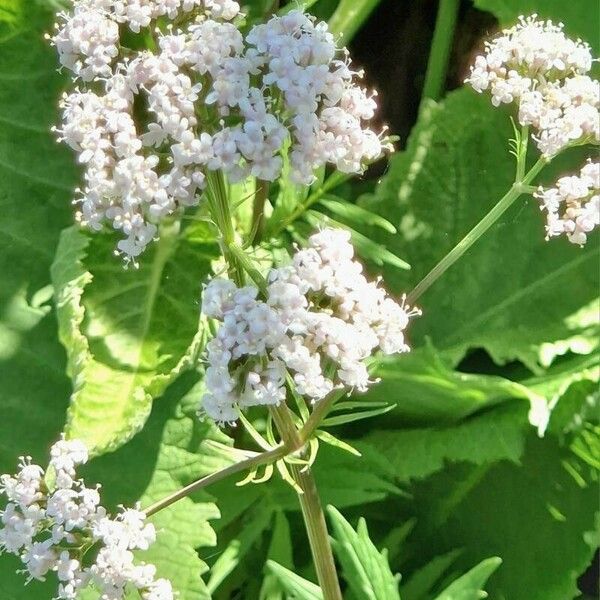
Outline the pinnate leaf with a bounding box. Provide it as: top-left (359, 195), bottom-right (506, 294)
top-left (327, 505), bottom-right (401, 600)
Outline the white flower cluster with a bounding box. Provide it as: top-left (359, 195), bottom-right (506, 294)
top-left (535, 159), bottom-right (599, 245)
top-left (0, 439), bottom-right (173, 600)
top-left (466, 15), bottom-right (599, 156)
top-left (200, 228), bottom-right (419, 424)
top-left (51, 3), bottom-right (388, 260)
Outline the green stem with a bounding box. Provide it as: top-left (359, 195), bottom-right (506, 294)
top-left (421, 0), bottom-right (460, 102)
top-left (143, 445), bottom-right (286, 517)
top-left (515, 125), bottom-right (529, 182)
top-left (270, 171), bottom-right (350, 238)
top-left (205, 168), bottom-right (342, 599)
top-left (206, 171), bottom-right (245, 285)
top-left (271, 405), bottom-right (343, 600)
top-left (407, 157), bottom-right (547, 304)
top-left (251, 179), bottom-right (269, 243)
top-left (299, 390), bottom-right (345, 444)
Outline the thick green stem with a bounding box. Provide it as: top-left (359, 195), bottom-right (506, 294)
top-left (206, 171), bottom-right (245, 285)
top-left (407, 157), bottom-right (547, 304)
top-left (270, 171), bottom-right (350, 238)
top-left (143, 445), bottom-right (286, 517)
top-left (421, 0), bottom-right (460, 102)
top-left (271, 405), bottom-right (343, 600)
top-left (205, 169), bottom-right (341, 599)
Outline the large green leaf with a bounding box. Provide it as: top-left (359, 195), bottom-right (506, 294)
top-left (364, 343), bottom-right (548, 428)
top-left (361, 90), bottom-right (599, 373)
top-left (328, 506), bottom-right (401, 600)
top-left (407, 427), bottom-right (598, 600)
top-left (474, 0), bottom-right (600, 54)
top-left (357, 400), bottom-right (528, 484)
top-left (51, 224), bottom-right (217, 455)
top-left (0, 2), bottom-right (76, 597)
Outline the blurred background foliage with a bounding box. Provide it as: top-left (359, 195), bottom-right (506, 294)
top-left (0, 0), bottom-right (598, 598)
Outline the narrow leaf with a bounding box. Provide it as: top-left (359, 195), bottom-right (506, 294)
top-left (433, 557), bottom-right (502, 600)
top-left (266, 560), bottom-right (323, 600)
top-left (319, 196), bottom-right (397, 233)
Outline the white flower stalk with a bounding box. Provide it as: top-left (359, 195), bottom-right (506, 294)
top-left (200, 228), bottom-right (420, 424)
top-left (0, 439), bottom-right (173, 600)
top-left (50, 3), bottom-right (389, 261)
top-left (535, 159), bottom-right (599, 245)
top-left (466, 15), bottom-right (599, 156)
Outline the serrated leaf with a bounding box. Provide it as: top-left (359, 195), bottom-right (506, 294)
top-left (360, 89), bottom-right (599, 373)
top-left (51, 225), bottom-right (216, 456)
top-left (409, 424), bottom-right (598, 600)
top-left (327, 506), bottom-right (401, 600)
top-left (433, 557), bottom-right (501, 600)
top-left (364, 343), bottom-right (548, 431)
top-left (356, 400), bottom-right (528, 484)
top-left (266, 560), bottom-right (323, 600)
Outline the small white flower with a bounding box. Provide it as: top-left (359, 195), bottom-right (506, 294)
top-left (52, 4), bottom-right (388, 260)
top-left (466, 15), bottom-right (598, 156)
top-left (535, 159), bottom-right (600, 245)
top-left (201, 228), bottom-right (419, 422)
top-left (0, 439), bottom-right (173, 599)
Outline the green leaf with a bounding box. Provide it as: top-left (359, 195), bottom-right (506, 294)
top-left (51, 224), bottom-right (216, 456)
top-left (360, 90), bottom-right (599, 373)
top-left (408, 424), bottom-right (598, 600)
top-left (81, 377), bottom-right (236, 600)
top-left (473, 0), bottom-right (600, 53)
top-left (400, 549), bottom-right (463, 600)
top-left (433, 557), bottom-right (501, 600)
top-left (266, 560), bottom-right (324, 600)
top-left (366, 343), bottom-right (548, 430)
top-left (328, 0), bottom-right (382, 43)
top-left (318, 196), bottom-right (397, 234)
top-left (316, 430), bottom-right (362, 457)
top-left (207, 500), bottom-right (274, 593)
top-left (260, 511), bottom-right (295, 600)
top-left (356, 400), bottom-right (528, 484)
top-left (327, 506), bottom-right (401, 600)
top-left (0, 2), bottom-right (77, 596)
top-left (322, 403), bottom-right (395, 427)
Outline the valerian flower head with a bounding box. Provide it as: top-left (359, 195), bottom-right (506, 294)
top-left (466, 15), bottom-right (599, 156)
top-left (199, 228), bottom-right (420, 425)
top-left (0, 438), bottom-right (174, 600)
top-left (535, 159), bottom-right (599, 245)
top-left (50, 1), bottom-right (390, 262)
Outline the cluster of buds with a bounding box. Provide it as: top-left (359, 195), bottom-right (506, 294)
top-left (200, 228), bottom-right (420, 424)
top-left (0, 439), bottom-right (173, 599)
